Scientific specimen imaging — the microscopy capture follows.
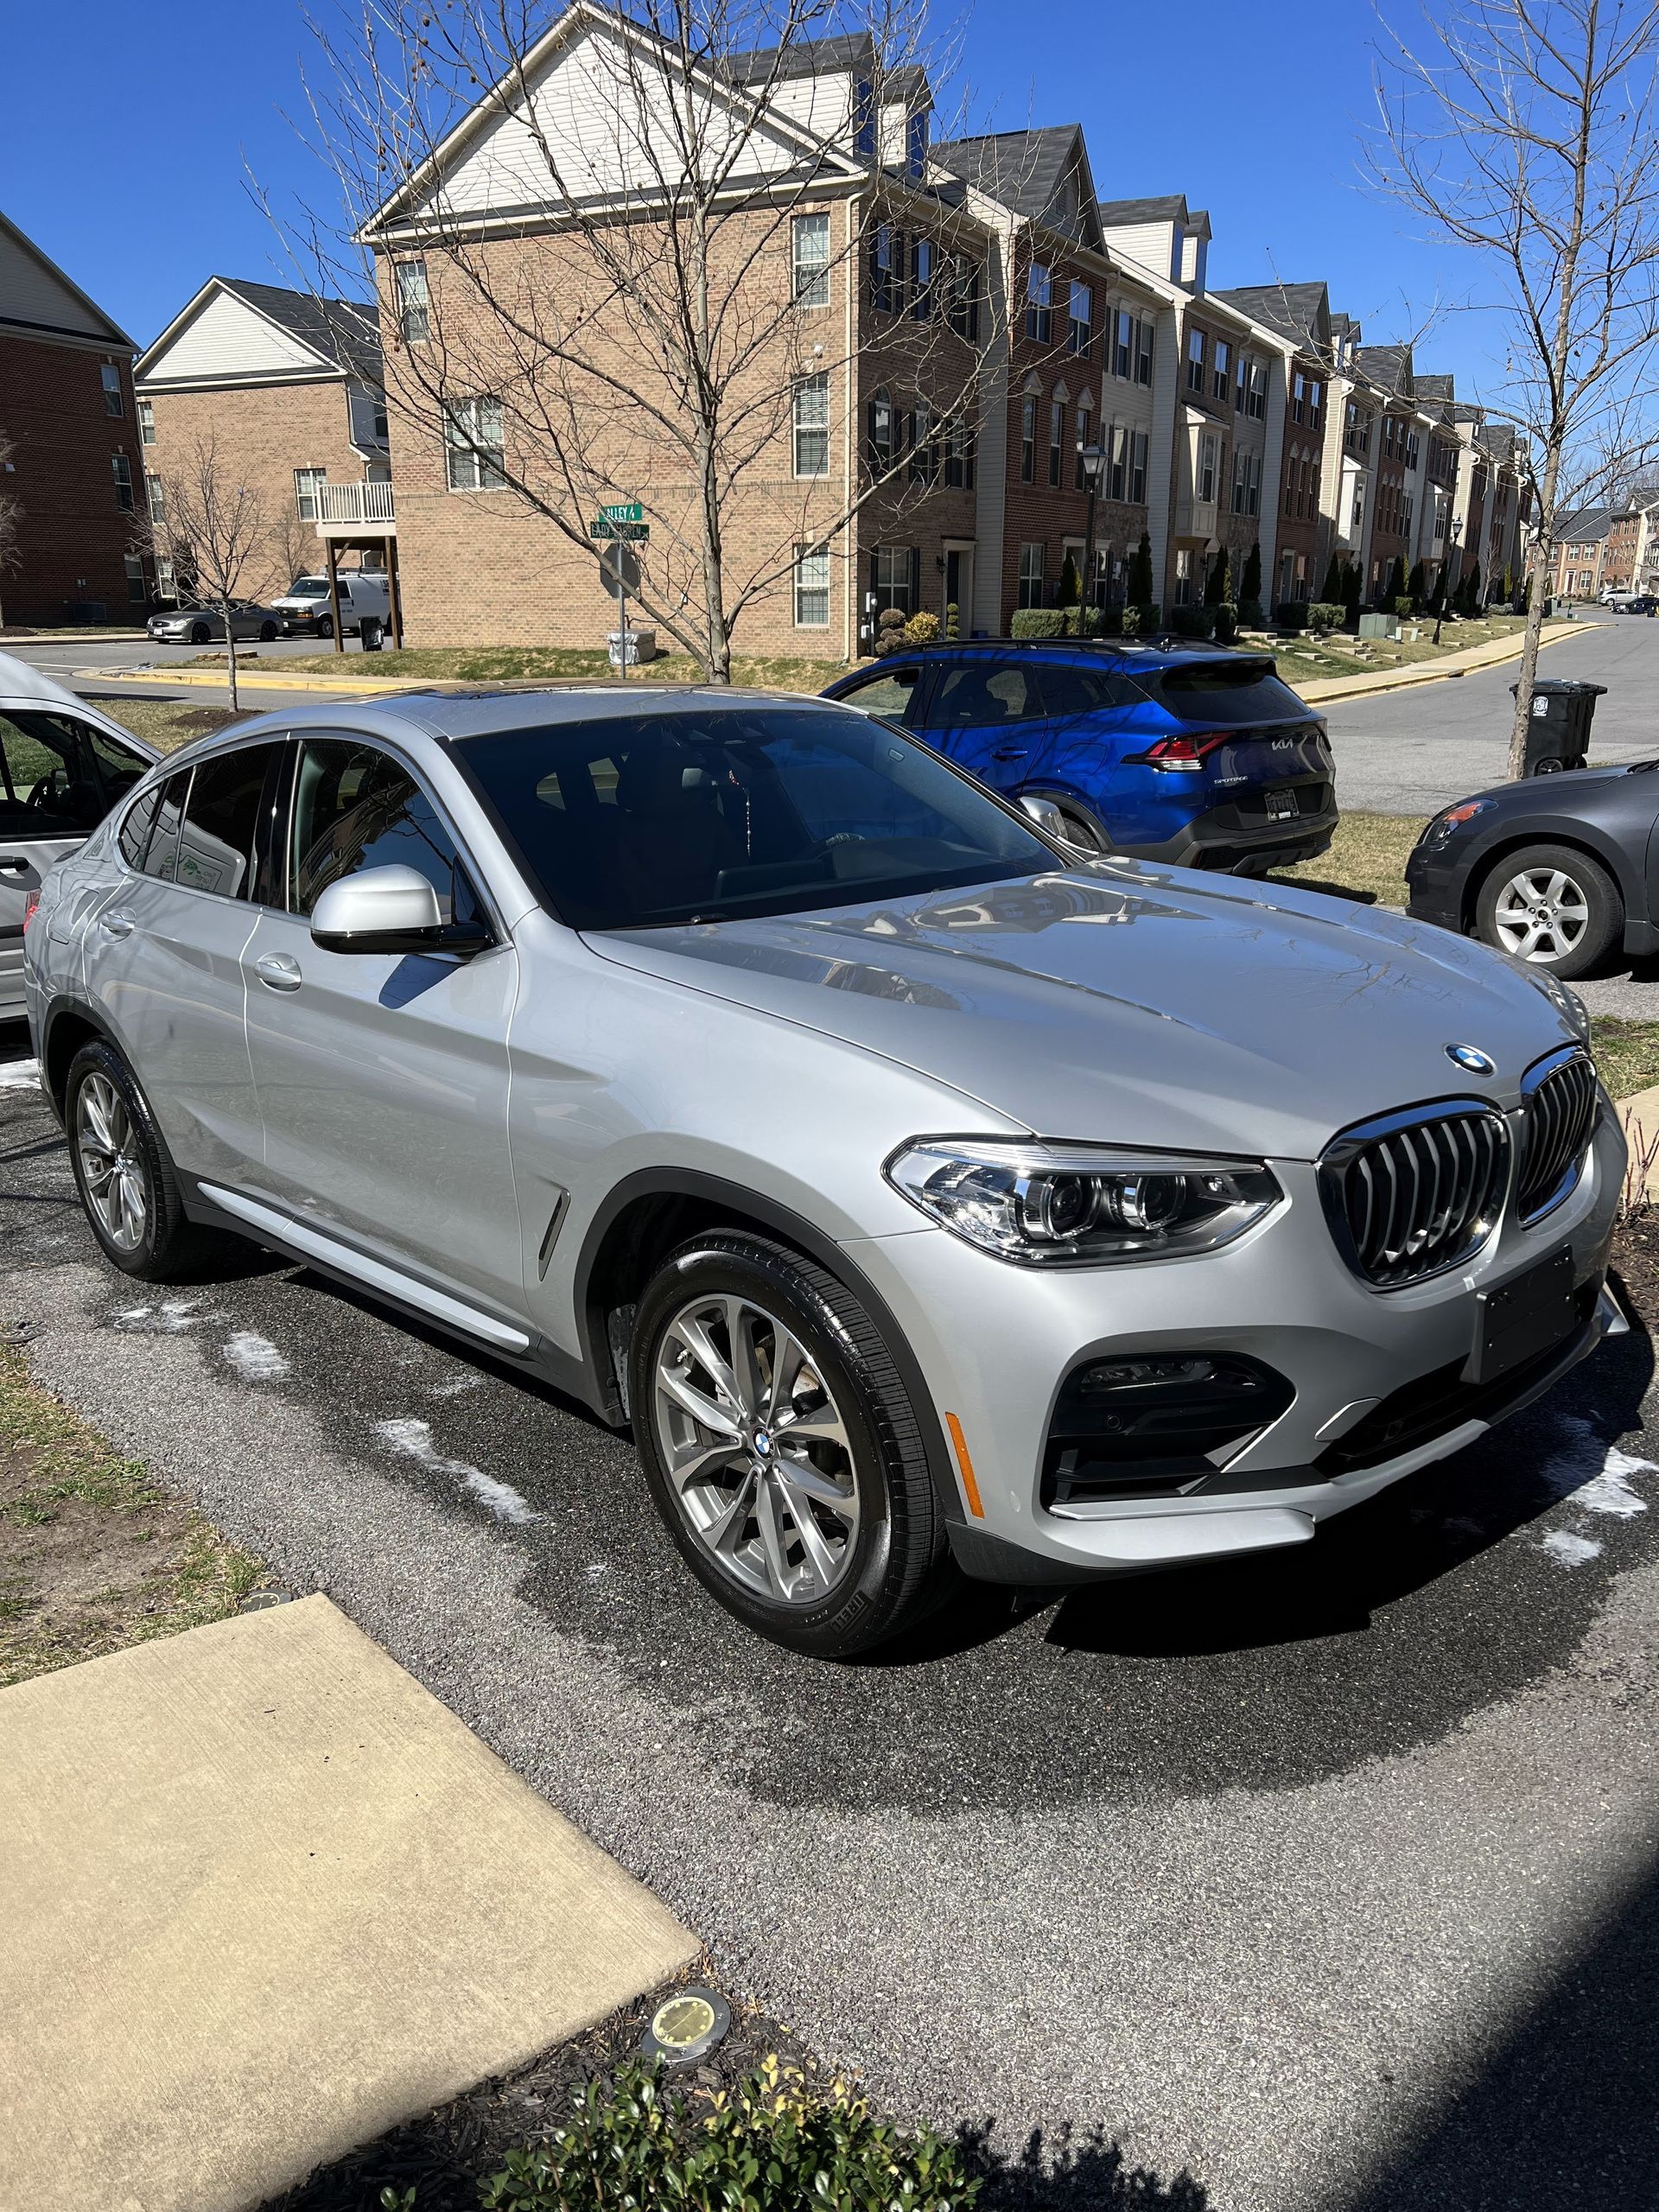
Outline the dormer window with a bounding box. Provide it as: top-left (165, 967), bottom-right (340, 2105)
top-left (906, 110), bottom-right (929, 177)
top-left (853, 79), bottom-right (874, 157)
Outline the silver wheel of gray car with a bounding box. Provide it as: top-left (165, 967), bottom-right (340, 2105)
top-left (75, 1071), bottom-right (149, 1253)
top-left (652, 1291), bottom-right (861, 1606)
top-left (1491, 865), bottom-right (1591, 963)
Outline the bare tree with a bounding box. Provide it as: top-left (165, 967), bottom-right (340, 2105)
top-left (295, 0), bottom-right (998, 679)
top-left (0, 429), bottom-right (22, 626)
top-left (1372, 0), bottom-right (1659, 777)
top-left (131, 435), bottom-right (267, 709)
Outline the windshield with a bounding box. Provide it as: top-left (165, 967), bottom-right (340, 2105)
top-left (454, 705), bottom-right (1054, 930)
top-left (286, 576), bottom-right (330, 598)
top-left (1143, 660), bottom-right (1309, 727)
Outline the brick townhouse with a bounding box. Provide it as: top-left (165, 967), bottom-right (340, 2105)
top-left (343, 1), bottom-right (1529, 652)
top-left (1550, 499), bottom-right (1659, 598)
top-left (135, 276), bottom-right (391, 607)
top-left (0, 208), bottom-right (143, 626)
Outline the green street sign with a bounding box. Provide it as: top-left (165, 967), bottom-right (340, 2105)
top-left (600, 500), bottom-right (644, 523)
top-left (589, 518), bottom-right (650, 541)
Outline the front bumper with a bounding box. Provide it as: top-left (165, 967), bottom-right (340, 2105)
top-left (1404, 836), bottom-right (1468, 931)
top-left (848, 1109), bottom-right (1623, 1581)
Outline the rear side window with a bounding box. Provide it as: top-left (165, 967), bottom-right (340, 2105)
top-left (838, 666), bottom-right (925, 727)
top-left (142, 770), bottom-right (193, 881)
top-left (289, 738), bottom-right (484, 926)
top-left (177, 744), bottom-right (282, 899)
top-left (1144, 662), bottom-right (1307, 727)
top-left (926, 661), bottom-right (1047, 726)
top-left (1038, 667), bottom-right (1147, 718)
top-left (118, 785), bottom-right (163, 869)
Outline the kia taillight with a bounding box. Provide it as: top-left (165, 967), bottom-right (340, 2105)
top-left (1128, 731), bottom-right (1232, 773)
top-left (22, 890), bottom-right (41, 933)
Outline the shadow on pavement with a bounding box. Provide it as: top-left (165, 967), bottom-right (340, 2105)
top-left (968, 2123), bottom-right (1209, 2209)
top-left (1335, 1846), bottom-right (1659, 2212)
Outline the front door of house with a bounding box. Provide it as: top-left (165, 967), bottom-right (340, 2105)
top-left (943, 544), bottom-right (974, 632)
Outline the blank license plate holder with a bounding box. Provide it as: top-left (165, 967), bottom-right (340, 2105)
top-left (1265, 788), bottom-right (1298, 820)
top-left (1471, 1245), bottom-right (1576, 1384)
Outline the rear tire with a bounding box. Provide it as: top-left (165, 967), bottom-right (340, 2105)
top-left (1475, 842), bottom-right (1622, 980)
top-left (65, 1041), bottom-right (225, 1281)
top-left (629, 1231), bottom-right (950, 1656)
top-left (1049, 801), bottom-right (1108, 855)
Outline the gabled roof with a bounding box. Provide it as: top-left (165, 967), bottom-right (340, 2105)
top-left (931, 126), bottom-right (1102, 250)
top-left (1214, 281), bottom-right (1329, 353)
top-left (136, 276), bottom-right (380, 389)
top-left (726, 30), bottom-right (874, 80)
top-left (1356, 342), bottom-right (1413, 397)
top-left (1416, 372), bottom-right (1455, 401)
top-left (1554, 507), bottom-right (1615, 543)
top-left (0, 207), bottom-right (133, 350)
top-left (1096, 194), bottom-right (1188, 226)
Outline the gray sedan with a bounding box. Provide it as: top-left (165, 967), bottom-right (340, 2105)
top-left (146, 601), bottom-right (281, 645)
top-left (22, 687), bottom-right (1626, 1656)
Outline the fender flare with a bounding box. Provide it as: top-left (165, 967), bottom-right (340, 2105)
top-left (572, 1166), bottom-right (963, 1525)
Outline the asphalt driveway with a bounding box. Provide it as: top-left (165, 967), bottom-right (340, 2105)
top-left (4, 1024), bottom-right (1658, 2211)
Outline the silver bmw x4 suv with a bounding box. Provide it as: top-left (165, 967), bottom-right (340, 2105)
top-left (22, 686), bottom-right (1625, 1655)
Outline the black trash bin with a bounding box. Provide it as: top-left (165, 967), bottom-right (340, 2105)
top-left (1509, 676), bottom-right (1606, 774)
top-left (359, 614), bottom-right (384, 652)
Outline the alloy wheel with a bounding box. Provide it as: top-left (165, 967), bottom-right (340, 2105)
top-left (652, 1293), bottom-right (860, 1606)
top-left (75, 1072), bottom-right (149, 1253)
top-left (1491, 866), bottom-right (1590, 963)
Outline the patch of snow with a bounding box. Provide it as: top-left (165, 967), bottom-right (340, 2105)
top-left (0, 1058), bottom-right (41, 1090)
top-left (373, 1415), bottom-right (538, 1525)
top-left (429, 1373), bottom-right (485, 1398)
top-left (1541, 1530), bottom-right (1604, 1569)
top-left (1539, 1416), bottom-right (1656, 1517)
top-left (222, 1331), bottom-right (289, 1382)
top-left (111, 1299), bottom-right (203, 1334)
top-left (585, 1560), bottom-right (609, 1580)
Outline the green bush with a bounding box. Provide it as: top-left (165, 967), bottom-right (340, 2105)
top-left (1307, 601), bottom-right (1345, 633)
top-left (1240, 540), bottom-right (1262, 612)
top-left (1236, 596), bottom-right (1264, 627)
top-left (1205, 545), bottom-right (1231, 607)
top-left (1274, 600), bottom-right (1308, 632)
top-left (1009, 607), bottom-right (1065, 638)
top-left (1055, 552), bottom-right (1082, 607)
top-left (480, 2058), bottom-right (981, 2212)
top-left (1168, 604), bottom-right (1216, 639)
top-left (944, 601), bottom-right (960, 641)
top-left (1212, 601), bottom-right (1239, 644)
top-left (1393, 596), bottom-right (1414, 621)
top-left (902, 610), bottom-right (940, 647)
top-left (1127, 532), bottom-right (1154, 607)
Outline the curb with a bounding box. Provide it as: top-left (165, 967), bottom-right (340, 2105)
top-left (1295, 621), bottom-right (1592, 706)
top-left (102, 664), bottom-right (433, 697)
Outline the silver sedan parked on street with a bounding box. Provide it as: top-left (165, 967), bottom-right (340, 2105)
top-left (22, 688), bottom-right (1626, 1653)
top-left (146, 601), bottom-right (282, 645)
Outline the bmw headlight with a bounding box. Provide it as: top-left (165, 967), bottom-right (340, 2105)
top-left (1504, 957), bottom-right (1592, 1045)
top-left (884, 1140), bottom-right (1284, 1266)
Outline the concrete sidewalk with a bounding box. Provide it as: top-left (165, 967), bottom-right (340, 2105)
top-left (0, 1595), bottom-right (696, 2212)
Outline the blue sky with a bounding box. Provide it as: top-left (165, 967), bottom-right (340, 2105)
top-left (2, 0), bottom-right (1497, 393)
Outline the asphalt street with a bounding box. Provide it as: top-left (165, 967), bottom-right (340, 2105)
top-left (3, 1023), bottom-right (1657, 2211)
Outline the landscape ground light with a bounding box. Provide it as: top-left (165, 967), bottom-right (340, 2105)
top-left (639, 1985), bottom-right (732, 2067)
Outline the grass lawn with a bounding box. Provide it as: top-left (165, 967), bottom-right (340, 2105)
top-left (0, 1344), bottom-right (263, 1689)
top-left (99, 698), bottom-right (254, 756)
top-left (188, 643), bottom-right (847, 692)
top-left (1267, 613), bottom-right (1533, 687)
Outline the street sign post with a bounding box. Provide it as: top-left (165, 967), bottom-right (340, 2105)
top-left (598, 540), bottom-right (645, 679)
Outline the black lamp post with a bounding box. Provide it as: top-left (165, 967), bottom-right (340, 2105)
top-left (1077, 441), bottom-right (1104, 632)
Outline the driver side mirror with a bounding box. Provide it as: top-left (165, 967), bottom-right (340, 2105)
top-left (310, 864), bottom-right (480, 955)
top-left (1020, 793), bottom-right (1091, 853)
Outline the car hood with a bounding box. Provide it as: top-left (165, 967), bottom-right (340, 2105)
top-left (587, 861), bottom-right (1584, 1159)
top-left (0, 648), bottom-right (159, 757)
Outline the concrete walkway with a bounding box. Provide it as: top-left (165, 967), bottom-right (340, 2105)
top-left (0, 1595), bottom-right (696, 2212)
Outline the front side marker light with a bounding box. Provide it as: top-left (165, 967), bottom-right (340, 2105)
top-left (944, 1412), bottom-right (985, 1518)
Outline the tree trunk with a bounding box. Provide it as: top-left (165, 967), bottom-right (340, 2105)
top-left (224, 601), bottom-right (239, 714)
top-left (1506, 433), bottom-right (1567, 782)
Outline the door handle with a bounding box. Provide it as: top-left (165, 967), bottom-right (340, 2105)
top-left (991, 746), bottom-right (1029, 762)
top-left (252, 952), bottom-right (302, 992)
top-left (0, 855), bottom-right (28, 876)
top-left (99, 910), bottom-right (136, 938)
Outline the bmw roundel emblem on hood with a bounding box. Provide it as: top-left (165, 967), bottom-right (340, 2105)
top-left (1446, 1043), bottom-right (1497, 1077)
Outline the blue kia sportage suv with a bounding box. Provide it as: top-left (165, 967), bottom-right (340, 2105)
top-left (823, 639), bottom-right (1337, 874)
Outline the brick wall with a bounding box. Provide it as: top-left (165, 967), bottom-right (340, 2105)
top-left (139, 378), bottom-right (367, 603)
top-left (0, 334), bottom-right (141, 626)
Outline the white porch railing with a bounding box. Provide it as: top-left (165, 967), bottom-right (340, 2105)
top-left (316, 480), bottom-right (395, 526)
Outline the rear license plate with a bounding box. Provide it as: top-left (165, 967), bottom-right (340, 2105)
top-left (1471, 1246), bottom-right (1576, 1384)
top-left (1265, 788), bottom-right (1298, 820)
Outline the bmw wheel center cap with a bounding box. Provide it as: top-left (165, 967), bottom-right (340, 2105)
top-left (1446, 1043), bottom-right (1497, 1077)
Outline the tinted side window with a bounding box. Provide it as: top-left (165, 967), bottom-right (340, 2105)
top-left (1038, 668), bottom-right (1147, 718)
top-left (142, 770), bottom-right (193, 881)
top-left (926, 661), bottom-right (1047, 726)
top-left (289, 740), bottom-right (483, 926)
top-left (838, 667), bottom-right (924, 726)
top-left (0, 710), bottom-right (87, 836)
top-left (118, 785), bottom-right (163, 869)
top-left (86, 725), bottom-right (151, 804)
top-left (176, 744), bottom-right (281, 899)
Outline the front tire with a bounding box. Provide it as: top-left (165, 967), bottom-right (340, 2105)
top-left (189, 621), bottom-right (211, 645)
top-left (629, 1232), bottom-right (949, 1656)
top-left (66, 1041), bottom-right (220, 1280)
top-left (315, 614), bottom-right (334, 640)
top-left (1475, 842), bottom-right (1623, 979)
top-left (258, 620), bottom-right (278, 641)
